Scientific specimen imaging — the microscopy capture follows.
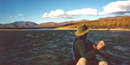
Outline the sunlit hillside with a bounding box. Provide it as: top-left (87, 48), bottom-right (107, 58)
top-left (57, 16), bottom-right (130, 29)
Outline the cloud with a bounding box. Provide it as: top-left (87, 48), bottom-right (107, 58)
top-left (22, 17), bottom-right (26, 19)
top-left (43, 0), bottom-right (130, 19)
top-left (18, 14), bottom-right (26, 19)
top-left (66, 8), bottom-right (97, 16)
top-left (42, 8), bottom-right (98, 19)
top-left (99, 1), bottom-right (130, 15)
top-left (8, 15), bottom-right (13, 18)
top-left (18, 14), bottom-right (25, 17)
top-left (42, 9), bottom-right (72, 18)
top-left (8, 15), bottom-right (17, 18)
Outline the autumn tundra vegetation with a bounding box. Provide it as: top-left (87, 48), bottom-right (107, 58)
top-left (58, 16), bottom-right (130, 30)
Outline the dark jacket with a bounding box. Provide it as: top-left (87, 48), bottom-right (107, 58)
top-left (72, 37), bottom-right (99, 62)
top-left (67, 37), bottom-right (109, 65)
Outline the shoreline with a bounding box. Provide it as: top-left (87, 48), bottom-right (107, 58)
top-left (90, 28), bottom-right (130, 31)
top-left (55, 28), bottom-right (130, 31)
top-left (0, 29), bottom-right (23, 31)
top-left (0, 28), bottom-right (130, 31)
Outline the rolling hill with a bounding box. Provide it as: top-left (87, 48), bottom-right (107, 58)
top-left (0, 21), bottom-right (38, 28)
top-left (56, 16), bottom-right (130, 29)
top-left (34, 21), bottom-right (83, 28)
top-left (0, 16), bottom-right (130, 29)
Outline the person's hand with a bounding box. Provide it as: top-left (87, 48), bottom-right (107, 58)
top-left (97, 40), bottom-right (105, 50)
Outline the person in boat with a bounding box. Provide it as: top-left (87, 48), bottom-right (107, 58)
top-left (72, 23), bottom-right (109, 65)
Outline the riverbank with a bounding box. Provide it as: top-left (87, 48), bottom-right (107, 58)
top-left (55, 28), bottom-right (130, 31)
top-left (0, 28), bottom-right (130, 31)
top-left (91, 28), bottom-right (130, 31)
top-left (0, 29), bottom-right (22, 31)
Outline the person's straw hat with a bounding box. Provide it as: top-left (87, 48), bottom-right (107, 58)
top-left (75, 23), bottom-right (90, 36)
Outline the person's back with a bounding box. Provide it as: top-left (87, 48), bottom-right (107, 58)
top-left (73, 37), bottom-right (98, 65)
top-left (72, 23), bottom-right (108, 65)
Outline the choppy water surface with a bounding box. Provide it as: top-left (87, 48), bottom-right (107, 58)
top-left (0, 30), bottom-right (130, 65)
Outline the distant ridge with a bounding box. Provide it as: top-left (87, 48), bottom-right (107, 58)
top-left (35, 21), bottom-right (82, 28)
top-left (0, 16), bottom-right (130, 29)
top-left (98, 16), bottom-right (130, 20)
top-left (0, 21), bottom-right (38, 28)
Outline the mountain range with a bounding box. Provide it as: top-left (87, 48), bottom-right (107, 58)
top-left (0, 21), bottom-right (38, 28)
top-left (0, 21), bottom-right (82, 28)
top-left (34, 21), bottom-right (81, 28)
top-left (0, 16), bottom-right (130, 29)
top-left (98, 16), bottom-right (130, 20)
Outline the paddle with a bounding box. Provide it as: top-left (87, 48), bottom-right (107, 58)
top-left (99, 40), bottom-right (110, 64)
top-left (103, 46), bottom-right (110, 64)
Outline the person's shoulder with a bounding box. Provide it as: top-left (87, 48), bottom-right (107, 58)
top-left (75, 39), bottom-right (85, 45)
top-left (86, 40), bottom-right (94, 44)
top-left (86, 40), bottom-right (91, 43)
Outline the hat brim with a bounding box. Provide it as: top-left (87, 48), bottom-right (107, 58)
top-left (75, 28), bottom-right (90, 36)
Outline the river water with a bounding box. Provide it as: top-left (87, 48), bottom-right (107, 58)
top-left (0, 30), bottom-right (130, 65)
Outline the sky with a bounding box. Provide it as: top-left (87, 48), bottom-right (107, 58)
top-left (0, 0), bottom-right (130, 24)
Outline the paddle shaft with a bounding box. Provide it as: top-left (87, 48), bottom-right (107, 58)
top-left (103, 47), bottom-right (107, 57)
top-left (103, 46), bottom-right (110, 64)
